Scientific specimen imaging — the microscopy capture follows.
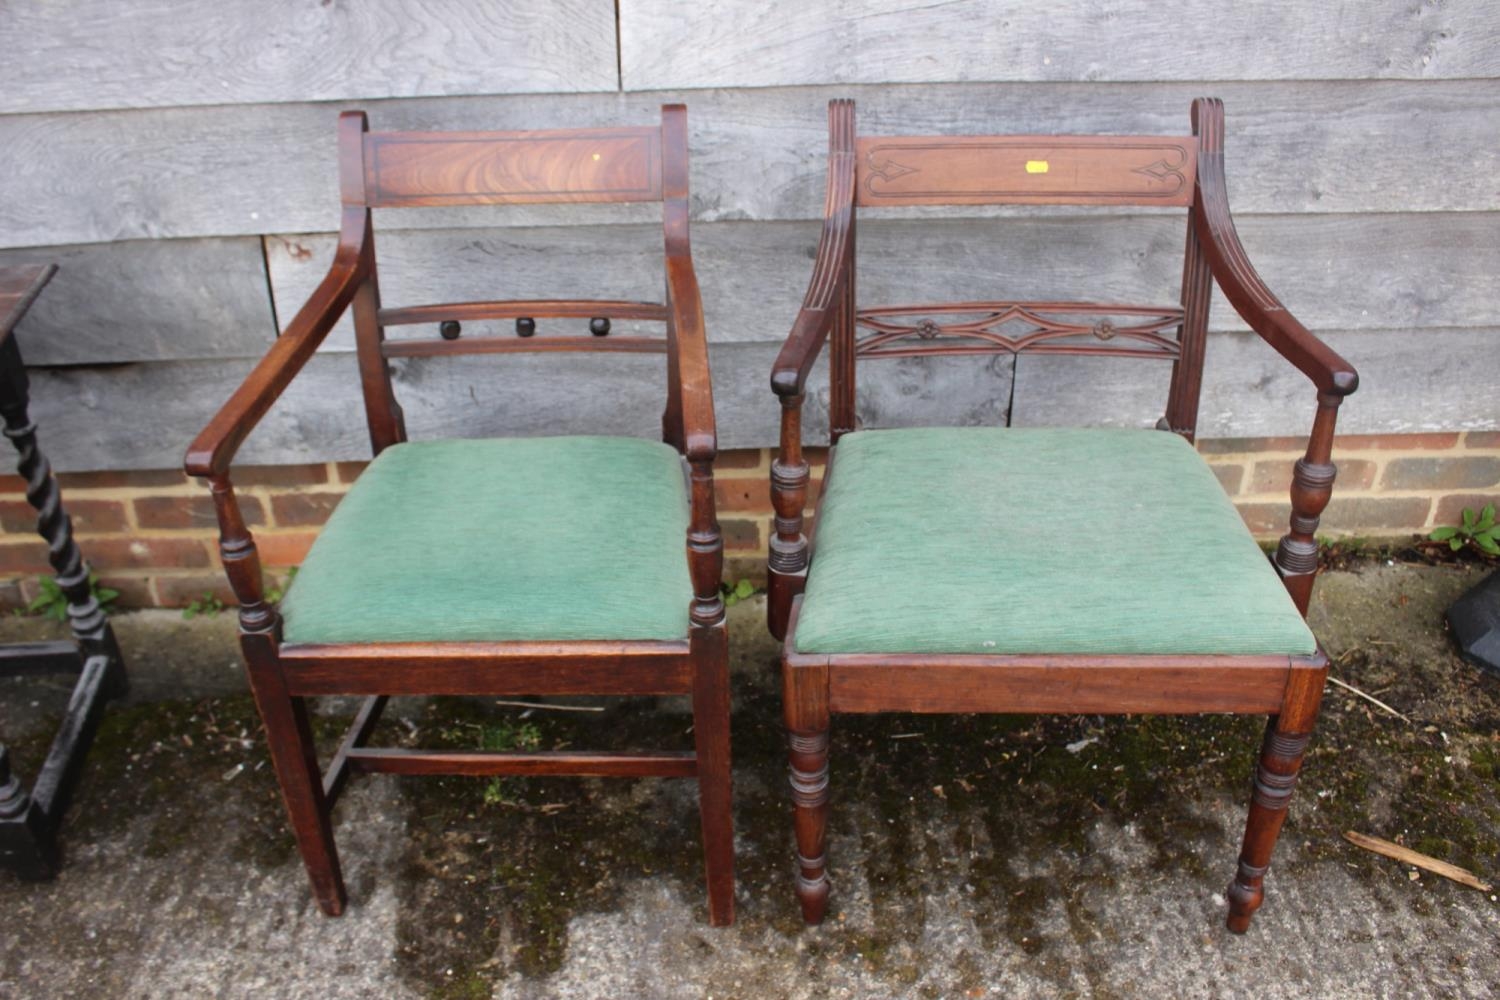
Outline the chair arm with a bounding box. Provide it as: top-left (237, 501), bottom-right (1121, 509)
top-left (771, 99), bottom-right (856, 399)
top-left (184, 208), bottom-right (369, 478)
top-left (1192, 102), bottom-right (1358, 398)
top-left (665, 253), bottom-right (717, 464)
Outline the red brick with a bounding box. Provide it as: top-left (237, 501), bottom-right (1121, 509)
top-left (1334, 433), bottom-right (1460, 452)
top-left (86, 536), bottom-right (211, 570)
top-left (1236, 496), bottom-right (1432, 536)
top-left (1248, 458), bottom-right (1376, 495)
top-left (1466, 432), bottom-right (1500, 449)
top-left (95, 574), bottom-right (156, 609)
top-left (0, 541), bottom-right (55, 575)
top-left (715, 478), bottom-right (771, 513)
top-left (335, 461), bottom-right (369, 484)
top-left (805, 447), bottom-right (829, 469)
top-left (253, 531), bottom-right (318, 568)
top-left (135, 494), bottom-right (265, 530)
top-left (0, 475), bottom-right (27, 495)
top-left (1207, 462), bottom-right (1244, 496)
top-left (714, 449), bottom-right (765, 471)
top-left (0, 498), bottom-right (129, 534)
top-left (154, 573), bottom-right (238, 609)
top-left (231, 464), bottom-right (328, 487)
top-left (720, 518), bottom-right (761, 552)
top-left (57, 468), bottom-right (189, 490)
top-left (1197, 436), bottom-right (1306, 456)
top-left (1433, 493), bottom-right (1500, 528)
top-left (270, 492), bottom-right (345, 527)
top-left (1380, 457), bottom-right (1500, 492)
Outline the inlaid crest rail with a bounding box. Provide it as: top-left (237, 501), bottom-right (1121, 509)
top-left (363, 127), bottom-right (664, 206)
top-left (855, 135), bottom-right (1197, 207)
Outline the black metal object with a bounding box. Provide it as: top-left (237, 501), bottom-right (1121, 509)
top-left (590, 317), bottom-right (611, 337)
top-left (0, 264), bottom-right (128, 879)
top-left (516, 317), bottom-right (536, 338)
top-left (439, 320), bottom-right (461, 340)
top-left (1448, 568), bottom-right (1500, 678)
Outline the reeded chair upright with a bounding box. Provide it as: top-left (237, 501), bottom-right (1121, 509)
top-left (186, 106), bottom-right (734, 924)
top-left (768, 99), bottom-right (1357, 932)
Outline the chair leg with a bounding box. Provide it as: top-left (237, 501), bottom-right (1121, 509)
top-left (1226, 665), bottom-right (1325, 932)
top-left (242, 634), bottom-right (346, 916)
top-left (784, 659), bottom-right (830, 924)
top-left (691, 626), bottom-right (735, 927)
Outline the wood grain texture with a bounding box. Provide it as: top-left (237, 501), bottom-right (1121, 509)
top-left (1010, 328), bottom-right (1500, 436)
top-left (0, 0), bottom-right (617, 115)
top-left (266, 214), bottom-right (1500, 351)
top-left (854, 135), bottom-right (1196, 207)
top-left (0, 238), bottom-right (275, 364)
top-left (4, 80), bottom-right (1497, 248)
top-left (620, 0), bottom-right (1500, 88)
top-left (364, 129), bottom-right (664, 206)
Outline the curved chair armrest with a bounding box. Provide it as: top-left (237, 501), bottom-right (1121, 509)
top-left (184, 208), bottom-right (370, 478)
top-left (1192, 99), bottom-right (1358, 398)
top-left (771, 99), bottom-right (856, 399)
top-left (666, 253), bottom-right (717, 463)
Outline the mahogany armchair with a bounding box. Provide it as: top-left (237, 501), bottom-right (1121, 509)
top-left (768, 99), bottom-right (1357, 932)
top-left (186, 106), bottom-right (734, 925)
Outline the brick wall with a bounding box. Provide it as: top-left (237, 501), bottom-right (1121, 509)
top-left (1, 431), bottom-right (1496, 609)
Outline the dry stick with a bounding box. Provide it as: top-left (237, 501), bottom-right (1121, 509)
top-left (493, 699), bottom-right (605, 713)
top-left (1343, 831), bottom-right (1493, 892)
top-left (1327, 675), bottom-right (1412, 723)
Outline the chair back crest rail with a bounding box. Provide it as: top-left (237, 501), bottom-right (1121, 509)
top-left (337, 108), bottom-right (694, 457)
top-left (837, 125), bottom-right (1213, 441)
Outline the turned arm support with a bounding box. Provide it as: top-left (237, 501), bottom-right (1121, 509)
top-left (1191, 98), bottom-right (1359, 615)
top-left (184, 208), bottom-right (369, 626)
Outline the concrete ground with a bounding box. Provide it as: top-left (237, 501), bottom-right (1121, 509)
top-left (1, 559), bottom-right (1497, 999)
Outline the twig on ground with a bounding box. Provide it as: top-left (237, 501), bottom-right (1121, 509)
top-left (1328, 675), bottom-right (1412, 723)
top-left (1343, 831), bottom-right (1493, 891)
top-left (493, 699), bottom-right (605, 713)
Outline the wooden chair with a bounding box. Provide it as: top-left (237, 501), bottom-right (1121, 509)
top-left (185, 106), bottom-right (734, 925)
top-left (768, 99), bottom-right (1357, 933)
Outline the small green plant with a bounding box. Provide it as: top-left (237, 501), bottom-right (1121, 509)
top-left (264, 566), bottom-right (299, 604)
top-left (182, 591), bottom-right (226, 619)
top-left (27, 572), bottom-right (119, 621)
top-left (720, 578), bottom-right (758, 607)
top-left (475, 721), bottom-right (543, 806)
top-left (1429, 504), bottom-right (1500, 557)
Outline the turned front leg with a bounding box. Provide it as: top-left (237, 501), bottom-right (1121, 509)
top-left (1227, 664), bottom-right (1326, 932)
top-left (1275, 392), bottom-right (1342, 615)
top-left (784, 658), bottom-right (830, 923)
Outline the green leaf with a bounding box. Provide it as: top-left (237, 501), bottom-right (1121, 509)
top-left (1476, 508), bottom-right (1496, 533)
top-left (1450, 537), bottom-right (1465, 551)
top-left (1429, 526), bottom-right (1459, 541)
top-left (1476, 533), bottom-right (1500, 556)
top-left (1462, 507), bottom-right (1477, 530)
top-left (733, 579), bottom-right (755, 599)
top-left (1483, 503), bottom-right (1497, 524)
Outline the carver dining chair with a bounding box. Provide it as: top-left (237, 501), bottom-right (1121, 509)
top-left (186, 106), bottom-right (734, 924)
top-left (767, 99), bottom-right (1357, 932)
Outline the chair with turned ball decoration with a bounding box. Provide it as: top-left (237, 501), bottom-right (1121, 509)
top-left (186, 105), bottom-right (735, 925)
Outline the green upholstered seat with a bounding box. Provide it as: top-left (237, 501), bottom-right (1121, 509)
top-left (279, 436), bottom-right (691, 644)
top-left (794, 428), bottom-right (1315, 657)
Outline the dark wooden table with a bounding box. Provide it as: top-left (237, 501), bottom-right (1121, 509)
top-left (0, 263), bottom-right (128, 878)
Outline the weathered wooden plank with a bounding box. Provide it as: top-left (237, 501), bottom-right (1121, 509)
top-left (21, 324), bottom-right (1492, 472)
top-left (19, 340), bottom-right (1016, 471)
top-left (0, 1), bottom-right (617, 115)
top-left (3, 80), bottom-right (1497, 248)
top-left (267, 214), bottom-right (1500, 349)
top-left (1009, 328), bottom-right (1500, 437)
top-left (0, 238), bottom-right (274, 365)
top-left (620, 0), bottom-right (1500, 88)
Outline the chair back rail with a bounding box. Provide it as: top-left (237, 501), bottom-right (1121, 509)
top-left (334, 110), bottom-right (687, 457)
top-left (831, 115), bottom-right (1217, 441)
top-left (854, 134), bottom-right (1197, 208)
